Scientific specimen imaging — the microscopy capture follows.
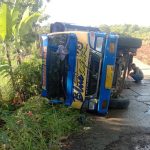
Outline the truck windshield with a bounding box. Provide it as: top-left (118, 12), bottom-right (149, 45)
top-left (86, 35), bottom-right (103, 98)
top-left (86, 51), bottom-right (102, 97)
top-left (46, 34), bottom-right (69, 100)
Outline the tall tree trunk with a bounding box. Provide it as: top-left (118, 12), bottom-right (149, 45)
top-left (4, 43), bottom-right (15, 89)
top-left (4, 44), bottom-right (24, 101)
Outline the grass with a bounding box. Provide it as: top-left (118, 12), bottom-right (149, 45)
top-left (0, 96), bottom-right (81, 150)
top-left (0, 56), bottom-right (82, 150)
top-left (0, 75), bottom-right (14, 103)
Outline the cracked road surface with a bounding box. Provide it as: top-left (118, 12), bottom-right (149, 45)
top-left (62, 59), bottom-right (150, 150)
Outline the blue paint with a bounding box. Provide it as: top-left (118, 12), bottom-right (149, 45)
top-left (65, 34), bottom-right (77, 106)
top-left (97, 34), bottom-right (118, 114)
top-left (49, 99), bottom-right (63, 104)
top-left (42, 35), bottom-right (48, 46)
top-left (88, 32), bottom-right (106, 51)
top-left (42, 90), bottom-right (47, 97)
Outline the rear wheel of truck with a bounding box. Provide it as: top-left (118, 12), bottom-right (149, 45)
top-left (109, 98), bottom-right (130, 109)
top-left (118, 37), bottom-right (142, 49)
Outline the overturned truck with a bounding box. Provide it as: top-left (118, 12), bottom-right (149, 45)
top-left (40, 22), bottom-right (142, 115)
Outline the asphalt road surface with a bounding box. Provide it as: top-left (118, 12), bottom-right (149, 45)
top-left (62, 58), bottom-right (150, 150)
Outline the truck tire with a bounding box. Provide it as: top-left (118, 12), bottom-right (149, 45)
top-left (118, 37), bottom-right (142, 49)
top-left (109, 98), bottom-right (130, 109)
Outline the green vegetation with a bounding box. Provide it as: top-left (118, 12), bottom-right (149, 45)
top-left (100, 24), bottom-right (150, 45)
top-left (0, 97), bottom-right (80, 150)
top-left (0, 3), bottom-right (40, 92)
top-left (0, 1), bottom-right (150, 149)
top-left (0, 1), bottom-right (81, 150)
top-left (0, 47), bottom-right (81, 149)
top-left (100, 24), bottom-right (150, 64)
top-left (13, 58), bottom-right (42, 101)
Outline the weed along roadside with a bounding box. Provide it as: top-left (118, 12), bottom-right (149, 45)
top-left (0, 96), bottom-right (82, 150)
top-left (0, 52), bottom-right (83, 149)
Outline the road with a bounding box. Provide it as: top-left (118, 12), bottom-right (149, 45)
top-left (62, 58), bottom-right (150, 150)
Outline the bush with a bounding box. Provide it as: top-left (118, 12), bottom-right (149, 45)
top-left (0, 75), bottom-right (15, 102)
top-left (0, 96), bottom-right (80, 150)
top-left (13, 58), bottom-right (42, 100)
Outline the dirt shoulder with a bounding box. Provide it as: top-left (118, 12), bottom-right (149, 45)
top-left (136, 45), bottom-right (150, 65)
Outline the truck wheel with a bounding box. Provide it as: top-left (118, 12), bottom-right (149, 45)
top-left (118, 37), bottom-right (142, 49)
top-left (109, 98), bottom-right (130, 109)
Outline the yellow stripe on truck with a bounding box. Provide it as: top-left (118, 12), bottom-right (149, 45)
top-left (105, 65), bottom-right (114, 89)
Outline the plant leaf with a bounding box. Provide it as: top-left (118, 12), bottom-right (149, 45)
top-left (18, 12), bottom-right (40, 37)
top-left (0, 64), bottom-right (10, 77)
top-left (18, 6), bottom-right (30, 34)
top-left (11, 7), bottom-right (19, 26)
top-left (0, 3), bottom-right (12, 41)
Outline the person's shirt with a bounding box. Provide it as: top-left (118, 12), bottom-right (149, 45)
top-left (133, 67), bottom-right (144, 79)
top-left (56, 45), bottom-right (68, 61)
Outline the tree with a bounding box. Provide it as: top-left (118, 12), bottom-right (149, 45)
top-left (99, 24), bottom-right (110, 33)
top-left (0, 4), bottom-right (14, 88)
top-left (0, 0), bottom-right (42, 12)
top-left (13, 6), bottom-right (40, 64)
top-left (0, 3), bottom-right (40, 94)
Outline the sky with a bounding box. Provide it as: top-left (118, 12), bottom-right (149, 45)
top-left (44, 0), bottom-right (150, 27)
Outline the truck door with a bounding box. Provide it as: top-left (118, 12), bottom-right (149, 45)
top-left (97, 34), bottom-right (118, 114)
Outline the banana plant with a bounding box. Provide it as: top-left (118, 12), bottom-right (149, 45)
top-left (0, 3), bottom-right (40, 90)
top-left (13, 6), bottom-right (40, 64)
top-left (0, 4), bottom-right (15, 88)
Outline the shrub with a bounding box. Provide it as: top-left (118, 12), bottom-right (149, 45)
top-left (0, 74), bottom-right (15, 102)
top-left (13, 58), bottom-right (42, 100)
top-left (0, 96), bottom-right (80, 150)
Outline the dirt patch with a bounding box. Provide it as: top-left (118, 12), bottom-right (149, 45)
top-left (61, 129), bottom-right (150, 150)
top-left (136, 45), bottom-right (150, 65)
top-left (105, 133), bottom-right (150, 150)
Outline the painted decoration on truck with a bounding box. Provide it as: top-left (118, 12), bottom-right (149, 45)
top-left (72, 32), bottom-right (90, 109)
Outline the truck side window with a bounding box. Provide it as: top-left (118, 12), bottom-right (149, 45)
top-left (96, 37), bottom-right (103, 52)
top-left (46, 34), bottom-right (69, 99)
